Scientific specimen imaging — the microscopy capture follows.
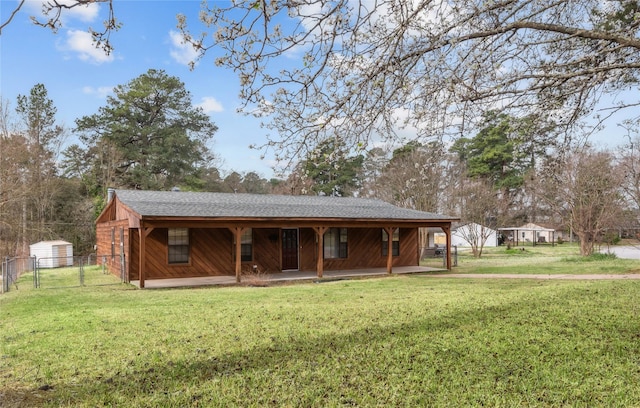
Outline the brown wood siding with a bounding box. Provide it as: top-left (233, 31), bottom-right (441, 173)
top-left (131, 227), bottom-right (282, 280)
top-left (309, 227), bottom-right (419, 271)
top-left (251, 228), bottom-right (280, 273)
top-left (130, 229), bottom-right (139, 281)
top-left (400, 228), bottom-right (419, 266)
top-left (299, 228), bottom-right (317, 271)
top-left (133, 228), bottom-right (234, 279)
top-left (95, 220), bottom-right (130, 279)
top-left (124, 225), bottom-right (420, 281)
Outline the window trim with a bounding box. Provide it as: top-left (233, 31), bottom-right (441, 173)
top-left (324, 227), bottom-right (348, 259)
top-left (241, 228), bottom-right (253, 262)
top-left (382, 228), bottom-right (400, 257)
top-left (168, 228), bottom-right (190, 265)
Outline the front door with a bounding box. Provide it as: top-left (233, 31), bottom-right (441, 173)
top-left (282, 229), bottom-right (299, 270)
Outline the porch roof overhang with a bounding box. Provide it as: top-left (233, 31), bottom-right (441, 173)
top-left (137, 217), bottom-right (454, 230)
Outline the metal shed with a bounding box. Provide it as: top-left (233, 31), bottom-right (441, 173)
top-left (29, 240), bottom-right (74, 268)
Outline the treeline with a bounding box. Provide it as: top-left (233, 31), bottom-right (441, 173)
top-left (1, 71), bottom-right (639, 258)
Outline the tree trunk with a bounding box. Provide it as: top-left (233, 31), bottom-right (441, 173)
top-left (577, 233), bottom-right (594, 256)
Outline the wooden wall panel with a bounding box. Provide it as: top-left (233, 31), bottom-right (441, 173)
top-left (136, 228), bottom-right (235, 279)
top-left (96, 220), bottom-right (130, 279)
top-left (399, 228), bottom-right (419, 266)
top-left (130, 230), bottom-right (139, 281)
top-left (125, 226), bottom-right (420, 281)
top-left (317, 227), bottom-right (419, 271)
top-left (299, 228), bottom-right (316, 271)
top-left (251, 228), bottom-right (280, 273)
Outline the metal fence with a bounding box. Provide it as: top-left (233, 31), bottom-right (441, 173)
top-left (419, 245), bottom-right (458, 268)
top-left (2, 253), bottom-right (126, 292)
top-left (2, 256), bottom-right (35, 293)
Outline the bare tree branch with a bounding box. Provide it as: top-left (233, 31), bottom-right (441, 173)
top-left (0, 0), bottom-right (26, 35)
top-left (1, 0), bottom-right (119, 55)
top-left (180, 0), bottom-right (640, 168)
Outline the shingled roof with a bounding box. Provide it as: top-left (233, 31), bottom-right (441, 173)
top-left (113, 189), bottom-right (456, 221)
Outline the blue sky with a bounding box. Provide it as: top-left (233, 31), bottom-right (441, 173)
top-left (1, 1), bottom-right (633, 182)
top-left (1, 0), bottom-right (276, 178)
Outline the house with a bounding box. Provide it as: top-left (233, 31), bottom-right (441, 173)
top-left (29, 240), bottom-right (74, 268)
top-left (95, 189), bottom-right (458, 288)
top-left (451, 223), bottom-right (499, 247)
top-left (499, 223), bottom-right (556, 245)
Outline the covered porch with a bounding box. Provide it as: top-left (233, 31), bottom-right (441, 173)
top-left (130, 265), bottom-right (445, 289)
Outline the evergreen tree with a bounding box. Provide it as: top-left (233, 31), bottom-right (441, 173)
top-left (72, 69), bottom-right (217, 193)
top-left (302, 138), bottom-right (364, 197)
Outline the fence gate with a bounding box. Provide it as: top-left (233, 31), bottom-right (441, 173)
top-left (34, 255), bottom-right (128, 289)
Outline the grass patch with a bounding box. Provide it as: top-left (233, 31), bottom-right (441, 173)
top-left (33, 265), bottom-right (122, 289)
top-left (2, 274), bottom-right (640, 406)
top-left (563, 252), bottom-right (618, 262)
top-left (454, 244), bottom-right (639, 275)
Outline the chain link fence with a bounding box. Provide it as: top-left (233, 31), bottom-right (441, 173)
top-left (1, 256), bottom-right (35, 293)
top-left (2, 254), bottom-right (125, 292)
top-left (420, 245), bottom-right (458, 268)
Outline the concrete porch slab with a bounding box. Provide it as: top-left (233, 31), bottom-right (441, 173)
top-left (130, 266), bottom-right (443, 289)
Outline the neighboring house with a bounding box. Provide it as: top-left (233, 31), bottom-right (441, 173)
top-left (96, 190), bottom-right (458, 288)
top-left (29, 240), bottom-right (74, 268)
top-left (451, 223), bottom-right (499, 247)
top-left (499, 223), bottom-right (556, 245)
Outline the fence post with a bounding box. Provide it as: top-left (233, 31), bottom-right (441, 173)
top-left (453, 245), bottom-right (458, 267)
top-left (79, 256), bottom-right (85, 286)
top-left (31, 256), bottom-right (37, 288)
top-left (119, 227), bottom-right (126, 283)
top-left (2, 257), bottom-right (6, 293)
top-left (120, 253), bottom-right (126, 283)
top-left (34, 257), bottom-right (38, 288)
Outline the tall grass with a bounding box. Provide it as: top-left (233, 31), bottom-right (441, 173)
top-left (2, 273), bottom-right (640, 407)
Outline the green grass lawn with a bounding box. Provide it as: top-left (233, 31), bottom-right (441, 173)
top-left (35, 265), bottom-right (123, 289)
top-left (2, 265), bottom-right (640, 406)
top-left (453, 243), bottom-right (640, 275)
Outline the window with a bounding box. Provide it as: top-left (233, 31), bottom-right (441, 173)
top-left (241, 228), bottom-right (253, 262)
top-left (382, 229), bottom-right (400, 256)
top-left (168, 228), bottom-right (189, 264)
top-left (324, 228), bottom-right (348, 259)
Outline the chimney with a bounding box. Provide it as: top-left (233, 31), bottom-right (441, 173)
top-left (107, 188), bottom-right (115, 202)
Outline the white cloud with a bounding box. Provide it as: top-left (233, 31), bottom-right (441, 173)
top-left (197, 96), bottom-right (224, 113)
top-left (60, 0), bottom-right (99, 22)
top-left (168, 30), bottom-right (198, 66)
top-left (82, 85), bottom-right (113, 99)
top-left (62, 29), bottom-right (114, 64)
top-left (23, 0), bottom-right (99, 23)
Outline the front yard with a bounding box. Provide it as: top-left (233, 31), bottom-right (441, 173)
top-left (2, 254), bottom-right (640, 406)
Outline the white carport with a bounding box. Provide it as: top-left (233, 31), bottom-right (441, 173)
top-left (498, 225), bottom-right (556, 246)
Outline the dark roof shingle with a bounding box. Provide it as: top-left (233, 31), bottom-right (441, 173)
top-left (114, 190), bottom-right (456, 221)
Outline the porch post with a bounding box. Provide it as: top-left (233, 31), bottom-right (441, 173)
top-left (442, 224), bottom-right (452, 270)
top-left (313, 227), bottom-right (328, 278)
top-left (138, 225), bottom-right (154, 289)
top-left (384, 227), bottom-right (396, 274)
top-left (231, 227), bottom-right (246, 283)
